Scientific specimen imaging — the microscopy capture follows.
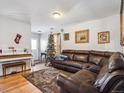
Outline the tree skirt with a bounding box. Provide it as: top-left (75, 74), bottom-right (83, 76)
top-left (23, 68), bottom-right (63, 93)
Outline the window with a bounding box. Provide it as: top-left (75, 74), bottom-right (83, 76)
top-left (31, 39), bottom-right (37, 50)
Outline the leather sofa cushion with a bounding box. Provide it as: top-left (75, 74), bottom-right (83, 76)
top-left (89, 55), bottom-right (103, 65)
top-left (73, 54), bottom-right (88, 62)
top-left (52, 60), bottom-right (83, 69)
top-left (82, 63), bottom-right (101, 74)
top-left (70, 69), bottom-right (97, 85)
top-left (90, 50), bottom-right (105, 56)
top-left (104, 51), bottom-right (114, 57)
top-left (94, 65), bottom-right (108, 89)
top-left (108, 52), bottom-right (124, 73)
top-left (52, 63), bottom-right (80, 73)
top-left (99, 58), bottom-right (109, 67)
top-left (63, 53), bottom-right (74, 60)
top-left (74, 50), bottom-right (89, 54)
top-left (62, 50), bottom-right (75, 54)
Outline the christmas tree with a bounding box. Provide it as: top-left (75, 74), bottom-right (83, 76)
top-left (46, 33), bottom-right (56, 58)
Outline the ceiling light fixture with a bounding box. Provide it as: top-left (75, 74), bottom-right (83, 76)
top-left (38, 30), bottom-right (42, 33)
top-left (52, 11), bottom-right (62, 19)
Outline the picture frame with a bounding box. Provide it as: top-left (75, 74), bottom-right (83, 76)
top-left (98, 31), bottom-right (110, 44)
top-left (120, 0), bottom-right (124, 46)
top-left (64, 33), bottom-right (69, 41)
top-left (75, 29), bottom-right (89, 43)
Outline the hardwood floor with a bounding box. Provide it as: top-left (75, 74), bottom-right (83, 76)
top-left (0, 74), bottom-right (42, 93)
top-left (0, 63), bottom-right (48, 93)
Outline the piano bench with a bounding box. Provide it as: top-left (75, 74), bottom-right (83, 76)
top-left (2, 62), bottom-right (26, 76)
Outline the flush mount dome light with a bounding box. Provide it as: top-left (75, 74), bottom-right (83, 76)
top-left (38, 30), bottom-right (42, 33)
top-left (52, 11), bottom-right (62, 19)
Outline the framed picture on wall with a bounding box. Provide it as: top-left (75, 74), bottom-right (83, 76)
top-left (64, 33), bottom-right (69, 41)
top-left (98, 31), bottom-right (110, 44)
top-left (75, 29), bottom-right (89, 43)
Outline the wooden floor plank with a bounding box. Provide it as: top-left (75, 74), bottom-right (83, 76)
top-left (0, 74), bottom-right (42, 93)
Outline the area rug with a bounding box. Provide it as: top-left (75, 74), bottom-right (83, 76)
top-left (23, 68), bottom-right (66, 93)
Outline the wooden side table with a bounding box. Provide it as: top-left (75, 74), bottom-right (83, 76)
top-left (2, 62), bottom-right (26, 76)
top-left (41, 53), bottom-right (47, 61)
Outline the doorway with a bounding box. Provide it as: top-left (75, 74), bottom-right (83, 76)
top-left (31, 38), bottom-right (38, 60)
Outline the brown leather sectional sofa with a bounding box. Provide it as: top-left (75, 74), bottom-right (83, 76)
top-left (52, 50), bottom-right (114, 73)
top-left (51, 50), bottom-right (124, 93)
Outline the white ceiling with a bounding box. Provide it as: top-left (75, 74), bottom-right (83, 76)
top-left (0, 0), bottom-right (121, 33)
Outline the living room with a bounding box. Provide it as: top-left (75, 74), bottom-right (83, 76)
top-left (0, 0), bottom-right (124, 93)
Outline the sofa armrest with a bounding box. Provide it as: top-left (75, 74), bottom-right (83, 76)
top-left (110, 80), bottom-right (124, 93)
top-left (100, 70), bottom-right (124, 93)
top-left (57, 74), bottom-right (99, 93)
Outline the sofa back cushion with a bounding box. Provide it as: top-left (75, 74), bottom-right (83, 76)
top-left (74, 50), bottom-right (90, 54)
top-left (94, 65), bottom-right (109, 89)
top-left (89, 55), bottom-right (103, 65)
top-left (62, 50), bottom-right (75, 54)
top-left (104, 52), bottom-right (114, 57)
top-left (73, 54), bottom-right (88, 62)
top-left (62, 53), bottom-right (74, 60)
top-left (108, 52), bottom-right (124, 73)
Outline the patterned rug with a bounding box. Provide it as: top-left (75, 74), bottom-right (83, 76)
top-left (23, 68), bottom-right (71, 93)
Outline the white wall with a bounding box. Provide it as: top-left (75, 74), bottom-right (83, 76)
top-left (0, 16), bottom-right (31, 50)
top-left (40, 14), bottom-right (123, 53)
top-left (0, 16), bottom-right (31, 76)
top-left (61, 15), bottom-right (122, 52)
